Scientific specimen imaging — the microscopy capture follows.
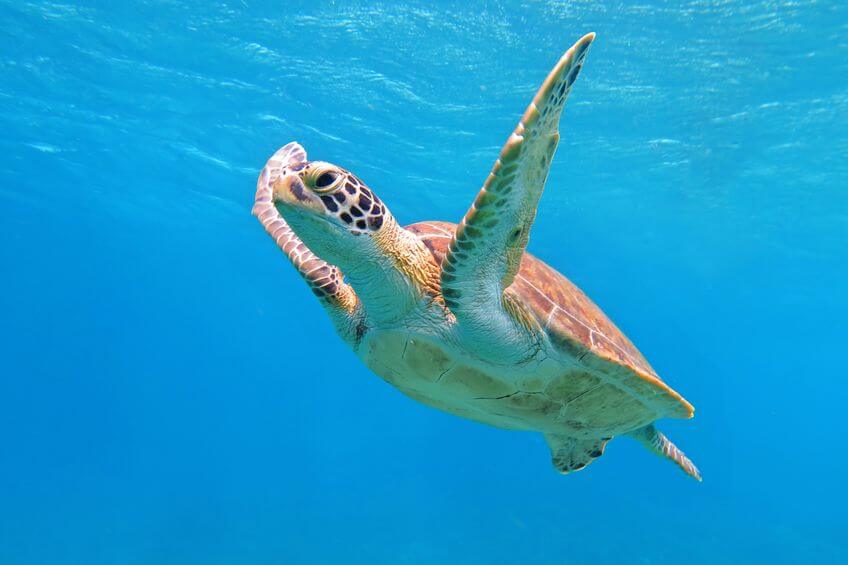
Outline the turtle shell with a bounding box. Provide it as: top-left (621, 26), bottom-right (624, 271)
top-left (406, 220), bottom-right (694, 422)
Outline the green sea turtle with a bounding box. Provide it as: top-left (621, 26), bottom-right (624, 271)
top-left (252, 33), bottom-right (700, 480)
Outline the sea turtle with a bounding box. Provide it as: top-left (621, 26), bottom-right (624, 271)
top-left (252, 33), bottom-right (700, 480)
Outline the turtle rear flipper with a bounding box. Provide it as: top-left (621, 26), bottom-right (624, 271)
top-left (628, 425), bottom-right (702, 481)
top-left (544, 433), bottom-right (608, 475)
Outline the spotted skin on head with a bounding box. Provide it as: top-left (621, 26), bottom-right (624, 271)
top-left (310, 167), bottom-right (389, 235)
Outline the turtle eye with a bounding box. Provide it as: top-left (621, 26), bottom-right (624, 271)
top-left (314, 171), bottom-right (338, 190)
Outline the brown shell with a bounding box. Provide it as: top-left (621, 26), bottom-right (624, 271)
top-left (406, 220), bottom-right (694, 420)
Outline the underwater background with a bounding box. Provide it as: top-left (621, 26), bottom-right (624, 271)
top-left (2, 1), bottom-right (846, 563)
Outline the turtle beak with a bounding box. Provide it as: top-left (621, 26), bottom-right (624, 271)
top-left (272, 172), bottom-right (323, 213)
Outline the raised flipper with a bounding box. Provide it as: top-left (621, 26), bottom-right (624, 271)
top-left (545, 432), bottom-right (609, 475)
top-left (253, 143), bottom-right (360, 328)
top-left (441, 33), bottom-right (595, 330)
top-left (628, 424), bottom-right (702, 481)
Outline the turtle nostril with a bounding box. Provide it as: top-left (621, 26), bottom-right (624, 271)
top-left (315, 172), bottom-right (337, 188)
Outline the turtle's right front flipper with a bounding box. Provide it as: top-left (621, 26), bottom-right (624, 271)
top-left (253, 143), bottom-right (360, 331)
top-left (441, 34), bottom-right (595, 343)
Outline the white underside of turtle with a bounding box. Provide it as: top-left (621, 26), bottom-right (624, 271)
top-left (364, 326), bottom-right (650, 436)
top-left (252, 33), bottom-right (701, 481)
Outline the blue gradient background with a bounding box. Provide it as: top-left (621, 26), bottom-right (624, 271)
top-left (1, 1), bottom-right (846, 563)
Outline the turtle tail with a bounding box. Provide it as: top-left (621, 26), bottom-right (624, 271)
top-left (628, 424), bottom-right (702, 482)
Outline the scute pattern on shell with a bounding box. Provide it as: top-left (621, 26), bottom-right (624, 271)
top-left (406, 220), bottom-right (693, 419)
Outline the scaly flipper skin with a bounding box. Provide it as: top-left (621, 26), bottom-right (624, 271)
top-left (441, 33), bottom-right (595, 338)
top-left (252, 143), bottom-right (360, 330)
top-left (628, 424), bottom-right (702, 481)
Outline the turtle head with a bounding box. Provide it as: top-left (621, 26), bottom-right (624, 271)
top-left (271, 157), bottom-right (393, 266)
top-left (258, 142), bottom-right (440, 322)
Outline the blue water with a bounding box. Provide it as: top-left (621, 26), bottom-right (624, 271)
top-left (2, 1), bottom-right (846, 563)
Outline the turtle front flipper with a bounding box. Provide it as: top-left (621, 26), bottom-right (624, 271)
top-left (253, 142), bottom-right (361, 334)
top-left (441, 34), bottom-right (595, 342)
top-left (545, 432), bottom-right (608, 475)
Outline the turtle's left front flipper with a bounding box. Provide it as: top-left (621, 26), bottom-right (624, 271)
top-left (441, 33), bottom-right (595, 334)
